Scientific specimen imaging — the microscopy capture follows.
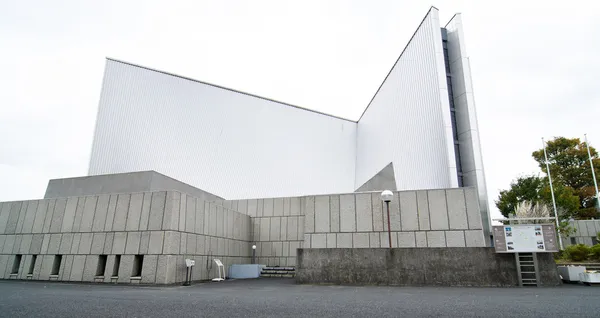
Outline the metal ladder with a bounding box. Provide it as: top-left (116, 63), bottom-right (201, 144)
top-left (516, 252), bottom-right (539, 287)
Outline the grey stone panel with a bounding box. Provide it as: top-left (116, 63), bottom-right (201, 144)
top-left (398, 232), bottom-right (416, 247)
top-left (389, 195), bottom-right (401, 231)
top-left (282, 241), bottom-right (290, 256)
top-left (125, 193), bottom-right (143, 231)
top-left (57, 255), bottom-right (72, 281)
top-left (415, 232), bottom-right (427, 247)
top-left (162, 191), bottom-right (180, 231)
top-left (60, 197), bottom-right (78, 232)
top-left (163, 231), bottom-right (180, 254)
top-left (369, 232), bottom-right (380, 248)
top-left (30, 234), bottom-right (44, 254)
top-left (15, 202), bottom-right (28, 234)
top-left (399, 191), bottom-right (419, 231)
top-left (31, 200), bottom-right (48, 233)
top-left (380, 232), bottom-right (398, 248)
top-left (465, 230), bottom-right (485, 247)
top-left (263, 198), bottom-right (274, 217)
top-left (187, 233), bottom-right (197, 255)
top-left (586, 222), bottom-right (597, 238)
top-left (139, 232), bottom-right (150, 254)
top-left (38, 255), bottom-right (54, 280)
top-left (138, 192), bottom-right (152, 231)
top-left (5, 202), bottom-right (23, 234)
top-left (104, 195), bottom-right (118, 231)
top-left (12, 235), bottom-right (22, 254)
top-left (247, 199), bottom-right (257, 217)
top-left (216, 206), bottom-right (224, 237)
top-left (239, 200), bottom-right (248, 215)
top-left (141, 254), bottom-right (158, 284)
top-left (185, 195), bottom-right (195, 233)
top-left (339, 194), bottom-right (356, 232)
top-left (195, 198), bottom-right (205, 234)
top-left (328, 195), bottom-right (340, 233)
top-left (70, 255), bottom-right (86, 281)
top-left (22, 201), bottom-right (38, 234)
top-left (0, 203), bottom-right (11, 233)
top-left (259, 218), bottom-right (270, 241)
top-left (304, 196), bottom-right (315, 233)
top-left (256, 199), bottom-right (264, 217)
top-left (428, 190), bottom-right (449, 230)
top-left (578, 221), bottom-right (589, 236)
top-left (18, 255), bottom-right (30, 279)
top-left (427, 231), bottom-right (446, 247)
top-left (41, 200), bottom-right (56, 233)
top-left (40, 234), bottom-right (50, 254)
top-left (59, 233), bottom-right (73, 254)
top-left (179, 193), bottom-right (187, 232)
top-left (353, 233), bottom-right (369, 248)
top-left (445, 231), bottom-right (466, 247)
top-left (78, 233), bottom-right (93, 254)
top-left (79, 196), bottom-right (97, 232)
top-left (47, 234), bottom-right (62, 254)
top-left (270, 217), bottom-right (281, 241)
top-left (416, 191), bottom-right (431, 230)
top-left (282, 198), bottom-right (290, 216)
top-left (337, 233), bottom-right (352, 248)
top-left (92, 195), bottom-right (110, 232)
top-left (148, 192), bottom-right (166, 230)
top-left (2, 235), bottom-right (15, 254)
top-left (274, 198), bottom-right (284, 217)
top-left (371, 193), bottom-right (384, 231)
top-left (91, 233), bottom-right (106, 255)
top-left (103, 255), bottom-right (116, 282)
top-left (287, 216), bottom-right (298, 241)
top-left (113, 194), bottom-right (131, 231)
top-left (314, 196), bottom-right (330, 233)
top-left (32, 254), bottom-right (44, 280)
top-left (311, 234), bottom-right (326, 248)
top-left (103, 233), bottom-right (114, 254)
top-left (112, 232), bottom-right (127, 255)
top-left (19, 234), bottom-right (33, 254)
top-left (356, 193), bottom-right (373, 232)
top-left (72, 197), bottom-right (86, 232)
top-left (446, 189), bottom-right (469, 230)
top-left (290, 197), bottom-right (301, 216)
top-left (71, 234), bottom-right (82, 257)
top-left (179, 233), bottom-right (187, 256)
top-left (82, 255), bottom-right (98, 282)
top-left (118, 255), bottom-right (133, 283)
top-left (280, 217), bottom-right (288, 241)
top-left (464, 188), bottom-right (483, 229)
top-left (298, 216), bottom-right (305, 238)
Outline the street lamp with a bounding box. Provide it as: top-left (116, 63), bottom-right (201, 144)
top-left (252, 244), bottom-right (256, 264)
top-left (381, 190), bottom-right (394, 249)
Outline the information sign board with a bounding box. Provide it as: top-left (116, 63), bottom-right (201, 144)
top-left (493, 224), bottom-right (558, 253)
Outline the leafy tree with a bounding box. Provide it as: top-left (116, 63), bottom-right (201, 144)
top-left (495, 175), bottom-right (579, 218)
top-left (532, 137), bottom-right (600, 211)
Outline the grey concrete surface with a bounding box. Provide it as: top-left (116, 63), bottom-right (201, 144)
top-left (355, 162), bottom-right (397, 192)
top-left (0, 279), bottom-right (599, 318)
top-left (44, 171), bottom-right (223, 201)
top-left (296, 248), bottom-right (561, 287)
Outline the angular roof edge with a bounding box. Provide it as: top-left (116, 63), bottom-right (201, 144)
top-left (105, 57), bottom-right (357, 123)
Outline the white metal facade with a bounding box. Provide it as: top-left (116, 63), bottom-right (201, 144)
top-left (88, 7), bottom-right (488, 223)
top-left (354, 8), bottom-right (458, 191)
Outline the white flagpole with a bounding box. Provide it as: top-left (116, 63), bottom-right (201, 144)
top-left (542, 138), bottom-right (563, 250)
top-left (584, 134), bottom-right (600, 210)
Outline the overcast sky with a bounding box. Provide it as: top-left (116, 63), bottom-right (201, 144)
top-left (1, 0), bottom-right (599, 221)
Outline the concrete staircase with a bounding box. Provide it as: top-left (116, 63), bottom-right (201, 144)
top-left (260, 266), bottom-right (295, 278)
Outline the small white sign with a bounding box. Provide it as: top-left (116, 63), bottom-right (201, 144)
top-left (185, 259), bottom-right (195, 267)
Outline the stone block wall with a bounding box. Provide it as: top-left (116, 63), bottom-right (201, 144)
top-left (0, 191), bottom-right (251, 284)
top-left (564, 220), bottom-right (600, 246)
top-left (225, 187), bottom-right (486, 266)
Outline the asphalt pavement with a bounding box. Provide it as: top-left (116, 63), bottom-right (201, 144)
top-left (0, 278), bottom-right (598, 317)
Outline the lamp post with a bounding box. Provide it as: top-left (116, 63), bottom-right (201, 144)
top-left (381, 190), bottom-right (394, 249)
top-left (252, 244), bottom-right (256, 264)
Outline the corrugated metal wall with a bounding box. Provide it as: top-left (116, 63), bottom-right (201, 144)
top-left (88, 60), bottom-right (357, 199)
top-left (354, 8), bottom-right (458, 191)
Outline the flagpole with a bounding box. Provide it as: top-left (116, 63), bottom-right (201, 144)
top-left (542, 138), bottom-right (563, 250)
top-left (584, 134), bottom-right (600, 210)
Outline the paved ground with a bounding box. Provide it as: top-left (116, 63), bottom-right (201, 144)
top-left (0, 279), bottom-right (599, 317)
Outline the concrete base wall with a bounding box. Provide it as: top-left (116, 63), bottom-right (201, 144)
top-left (296, 248), bottom-right (561, 287)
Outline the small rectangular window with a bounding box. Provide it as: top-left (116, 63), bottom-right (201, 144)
top-left (51, 255), bottom-right (62, 275)
top-left (28, 255), bottom-right (37, 275)
top-left (592, 237), bottom-right (598, 245)
top-left (12, 255), bottom-right (22, 274)
top-left (96, 255), bottom-right (108, 276)
top-left (132, 255), bottom-right (144, 277)
top-left (112, 255), bottom-right (121, 277)
top-left (570, 237), bottom-right (576, 245)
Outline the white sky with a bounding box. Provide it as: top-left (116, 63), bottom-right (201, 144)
top-left (1, 0), bottom-right (599, 222)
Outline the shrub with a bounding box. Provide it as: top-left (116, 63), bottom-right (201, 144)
top-left (590, 244), bottom-right (600, 262)
top-left (564, 244), bottom-right (591, 262)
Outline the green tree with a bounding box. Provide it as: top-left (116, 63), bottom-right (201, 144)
top-left (532, 137), bottom-right (600, 212)
top-left (495, 175), bottom-right (580, 218)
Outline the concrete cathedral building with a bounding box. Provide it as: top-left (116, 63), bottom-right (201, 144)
top-left (0, 8), bottom-right (494, 285)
